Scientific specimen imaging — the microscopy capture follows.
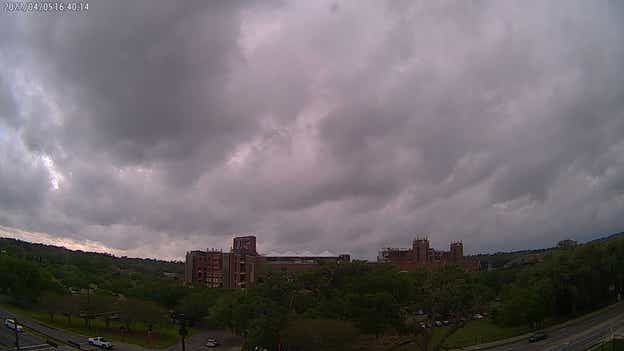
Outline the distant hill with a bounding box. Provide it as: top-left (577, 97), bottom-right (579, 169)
top-left (469, 230), bottom-right (624, 269)
top-left (0, 236), bottom-right (183, 272)
top-left (470, 248), bottom-right (553, 269)
top-left (587, 231), bottom-right (624, 244)
top-left (2, 230), bottom-right (622, 281)
top-left (0, 237), bottom-right (184, 305)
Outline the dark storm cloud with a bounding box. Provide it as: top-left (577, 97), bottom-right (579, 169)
top-left (0, 77), bottom-right (18, 128)
top-left (0, 136), bottom-right (49, 213)
top-left (0, 1), bottom-right (623, 259)
top-left (27, 2), bottom-right (253, 166)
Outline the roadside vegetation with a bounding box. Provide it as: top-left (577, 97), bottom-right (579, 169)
top-left (589, 340), bottom-right (624, 351)
top-left (438, 319), bottom-right (529, 348)
top-left (0, 238), bottom-right (187, 348)
top-left (1, 234), bottom-right (623, 350)
top-left (2, 301), bottom-right (179, 349)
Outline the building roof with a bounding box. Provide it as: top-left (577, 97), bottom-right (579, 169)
top-left (262, 250), bottom-right (338, 257)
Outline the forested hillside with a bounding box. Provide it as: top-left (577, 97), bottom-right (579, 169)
top-left (1, 233), bottom-right (624, 350)
top-left (0, 237), bottom-right (185, 307)
top-left (174, 233), bottom-right (624, 350)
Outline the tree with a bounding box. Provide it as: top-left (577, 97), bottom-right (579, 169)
top-left (346, 292), bottom-right (399, 340)
top-left (39, 292), bottom-right (65, 321)
top-left (497, 283), bottom-right (549, 328)
top-left (83, 294), bottom-right (118, 329)
top-left (0, 255), bottom-right (49, 305)
top-left (119, 298), bottom-right (166, 332)
top-left (212, 273), bottom-right (296, 349)
top-left (59, 295), bottom-right (82, 326)
top-left (176, 289), bottom-right (221, 325)
top-left (211, 290), bottom-right (244, 333)
top-left (396, 266), bottom-right (479, 351)
top-left (282, 318), bottom-right (359, 351)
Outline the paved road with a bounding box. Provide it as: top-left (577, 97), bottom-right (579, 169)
top-left (166, 329), bottom-right (242, 351)
top-left (485, 303), bottom-right (624, 351)
top-left (0, 324), bottom-right (42, 348)
top-left (0, 308), bottom-right (242, 351)
top-left (0, 316), bottom-right (56, 351)
top-left (0, 308), bottom-right (145, 351)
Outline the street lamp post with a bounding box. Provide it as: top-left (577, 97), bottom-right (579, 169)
top-left (14, 318), bottom-right (20, 351)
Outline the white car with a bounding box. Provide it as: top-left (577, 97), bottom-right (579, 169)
top-left (205, 342), bottom-right (217, 348)
top-left (88, 337), bottom-right (113, 349)
top-left (4, 319), bottom-right (24, 333)
top-left (205, 339), bottom-right (219, 348)
top-left (472, 313), bottom-right (484, 320)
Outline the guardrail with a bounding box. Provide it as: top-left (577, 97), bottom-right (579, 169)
top-left (585, 336), bottom-right (624, 351)
top-left (17, 319), bottom-right (80, 351)
top-left (45, 340), bottom-right (57, 348)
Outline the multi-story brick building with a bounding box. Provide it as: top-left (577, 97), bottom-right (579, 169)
top-left (184, 250), bottom-right (203, 285)
top-left (204, 249), bottom-right (225, 287)
top-left (221, 235), bottom-right (259, 288)
top-left (378, 236), bottom-right (479, 271)
top-left (232, 235), bottom-right (257, 255)
top-left (184, 236), bottom-right (350, 288)
top-left (184, 249), bottom-right (224, 288)
top-left (256, 254), bottom-right (351, 277)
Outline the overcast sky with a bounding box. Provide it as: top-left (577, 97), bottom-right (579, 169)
top-left (1, 1), bottom-right (623, 261)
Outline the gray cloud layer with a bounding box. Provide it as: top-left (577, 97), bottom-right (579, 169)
top-left (1, 0), bottom-right (623, 259)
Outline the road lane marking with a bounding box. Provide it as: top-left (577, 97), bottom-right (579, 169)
top-left (542, 315), bottom-right (624, 351)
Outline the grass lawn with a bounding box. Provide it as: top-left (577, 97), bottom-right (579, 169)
top-left (1, 303), bottom-right (183, 349)
top-left (589, 341), bottom-right (613, 351)
top-left (376, 319), bottom-right (530, 351)
top-left (434, 319), bottom-right (530, 349)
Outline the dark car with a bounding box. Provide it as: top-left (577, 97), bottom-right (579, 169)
top-left (528, 331), bottom-right (548, 342)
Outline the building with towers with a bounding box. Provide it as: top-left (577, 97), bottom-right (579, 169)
top-left (185, 235), bottom-right (350, 288)
top-left (378, 236), bottom-right (478, 271)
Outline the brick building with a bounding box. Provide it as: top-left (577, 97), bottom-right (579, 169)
top-left (256, 254), bottom-right (351, 277)
top-left (184, 249), bottom-right (224, 288)
top-left (184, 236), bottom-right (350, 288)
top-left (378, 236), bottom-right (479, 271)
top-left (184, 250), bottom-right (204, 286)
top-left (222, 236), bottom-right (258, 288)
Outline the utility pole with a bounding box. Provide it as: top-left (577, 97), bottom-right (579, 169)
top-left (179, 318), bottom-right (187, 351)
top-left (170, 312), bottom-right (188, 351)
top-left (14, 318), bottom-right (20, 351)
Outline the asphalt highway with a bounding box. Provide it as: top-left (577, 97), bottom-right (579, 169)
top-left (486, 302), bottom-right (624, 351)
top-left (0, 317), bottom-right (49, 350)
top-left (0, 309), bottom-right (96, 351)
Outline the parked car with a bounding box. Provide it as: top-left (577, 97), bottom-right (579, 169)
top-left (442, 320), bottom-right (450, 326)
top-left (434, 321), bottom-right (442, 327)
top-left (472, 313), bottom-right (484, 320)
top-left (528, 331), bottom-right (548, 343)
top-left (205, 339), bottom-right (219, 348)
top-left (88, 337), bottom-right (113, 349)
top-left (4, 319), bottom-right (24, 332)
